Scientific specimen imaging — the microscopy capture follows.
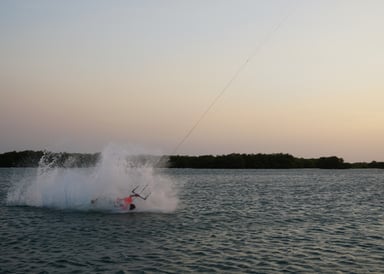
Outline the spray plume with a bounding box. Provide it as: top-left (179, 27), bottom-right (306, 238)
top-left (6, 144), bottom-right (179, 213)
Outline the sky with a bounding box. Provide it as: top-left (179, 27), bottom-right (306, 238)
top-left (1, 0), bottom-right (384, 162)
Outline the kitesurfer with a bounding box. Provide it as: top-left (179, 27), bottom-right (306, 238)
top-left (91, 186), bottom-right (150, 210)
top-left (115, 193), bottom-right (147, 210)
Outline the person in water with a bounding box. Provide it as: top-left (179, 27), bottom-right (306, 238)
top-left (91, 186), bottom-right (150, 210)
top-left (115, 193), bottom-right (146, 210)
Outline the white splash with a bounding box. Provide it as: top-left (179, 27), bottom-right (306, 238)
top-left (6, 144), bottom-right (179, 213)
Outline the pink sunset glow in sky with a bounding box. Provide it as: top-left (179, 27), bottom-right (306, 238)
top-left (1, 0), bottom-right (384, 162)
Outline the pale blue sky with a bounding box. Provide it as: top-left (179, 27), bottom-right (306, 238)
top-left (1, 0), bottom-right (384, 161)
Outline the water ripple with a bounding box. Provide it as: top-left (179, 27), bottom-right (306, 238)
top-left (1, 169), bottom-right (384, 273)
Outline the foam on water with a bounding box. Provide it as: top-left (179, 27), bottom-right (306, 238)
top-left (6, 144), bottom-right (179, 213)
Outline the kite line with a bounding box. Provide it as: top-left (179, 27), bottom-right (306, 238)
top-left (172, 3), bottom-right (298, 155)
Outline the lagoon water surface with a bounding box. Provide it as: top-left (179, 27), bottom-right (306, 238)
top-left (1, 168), bottom-right (384, 273)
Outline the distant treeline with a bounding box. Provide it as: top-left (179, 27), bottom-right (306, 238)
top-left (168, 153), bottom-right (384, 169)
top-left (0, 150), bottom-right (384, 169)
top-left (0, 150), bottom-right (100, 168)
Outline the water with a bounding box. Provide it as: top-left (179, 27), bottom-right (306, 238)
top-left (1, 167), bottom-right (384, 273)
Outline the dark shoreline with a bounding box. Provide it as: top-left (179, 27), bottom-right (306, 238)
top-left (1, 150), bottom-right (383, 169)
